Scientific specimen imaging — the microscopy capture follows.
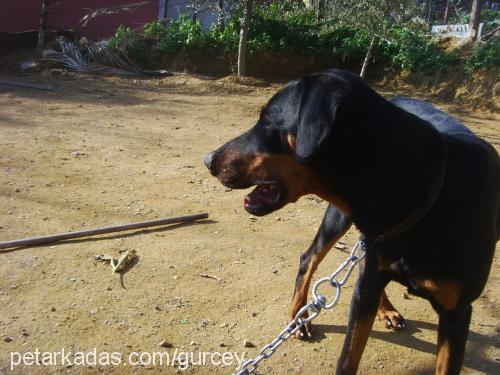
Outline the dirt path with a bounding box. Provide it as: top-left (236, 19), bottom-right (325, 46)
top-left (0, 73), bottom-right (498, 375)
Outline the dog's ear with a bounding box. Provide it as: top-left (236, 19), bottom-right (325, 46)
top-left (296, 82), bottom-right (354, 163)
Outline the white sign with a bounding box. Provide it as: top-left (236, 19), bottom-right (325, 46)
top-left (431, 23), bottom-right (484, 39)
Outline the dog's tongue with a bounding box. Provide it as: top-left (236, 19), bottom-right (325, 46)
top-left (244, 184), bottom-right (278, 208)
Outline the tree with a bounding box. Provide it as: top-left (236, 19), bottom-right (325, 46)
top-left (326, 0), bottom-right (421, 78)
top-left (37, 0), bottom-right (51, 50)
top-left (360, 36), bottom-right (378, 79)
top-left (217, 0), bottom-right (225, 31)
top-left (237, 0), bottom-right (253, 77)
top-left (470, 0), bottom-right (484, 40)
top-left (317, 0), bottom-right (326, 21)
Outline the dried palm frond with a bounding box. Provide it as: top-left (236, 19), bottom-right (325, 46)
top-left (42, 37), bottom-right (141, 75)
top-left (80, 2), bottom-right (149, 28)
top-left (43, 38), bottom-right (89, 71)
top-left (87, 41), bottom-right (141, 73)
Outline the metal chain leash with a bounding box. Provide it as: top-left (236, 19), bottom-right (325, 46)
top-left (235, 241), bottom-right (366, 375)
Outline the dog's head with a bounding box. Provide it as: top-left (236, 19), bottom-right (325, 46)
top-left (204, 71), bottom-right (356, 216)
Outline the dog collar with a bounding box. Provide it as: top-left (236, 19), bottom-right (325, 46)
top-left (373, 136), bottom-right (448, 243)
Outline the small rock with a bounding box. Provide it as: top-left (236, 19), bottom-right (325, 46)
top-left (49, 68), bottom-right (66, 76)
top-left (219, 342), bottom-right (227, 347)
top-left (243, 339), bottom-right (255, 348)
top-left (4, 336), bottom-right (13, 343)
top-left (403, 292), bottom-right (411, 300)
top-left (159, 340), bottom-right (172, 348)
top-left (189, 341), bottom-right (196, 346)
top-left (51, 307), bottom-right (56, 312)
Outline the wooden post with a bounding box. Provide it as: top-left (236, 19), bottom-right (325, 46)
top-left (37, 0), bottom-right (50, 51)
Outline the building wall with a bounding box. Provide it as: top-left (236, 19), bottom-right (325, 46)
top-left (0, 0), bottom-right (160, 39)
top-left (0, 0), bottom-right (221, 40)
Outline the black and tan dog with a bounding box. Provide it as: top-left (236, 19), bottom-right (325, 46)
top-left (204, 69), bottom-right (499, 374)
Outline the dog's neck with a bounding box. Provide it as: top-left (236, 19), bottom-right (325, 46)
top-left (319, 88), bottom-right (447, 238)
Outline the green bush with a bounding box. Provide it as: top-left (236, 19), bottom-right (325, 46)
top-left (465, 37), bottom-right (500, 72)
top-left (106, 1), bottom-right (464, 74)
top-left (107, 25), bottom-right (148, 66)
top-left (143, 17), bottom-right (214, 57)
top-left (379, 27), bottom-right (458, 73)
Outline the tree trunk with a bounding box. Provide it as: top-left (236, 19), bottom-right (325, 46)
top-left (443, 0), bottom-right (450, 24)
top-left (237, 0), bottom-right (252, 77)
top-left (427, 0), bottom-right (433, 26)
top-left (37, 0), bottom-right (50, 51)
top-left (316, 0), bottom-right (326, 21)
top-left (360, 36), bottom-right (377, 79)
top-left (470, 0), bottom-right (484, 41)
top-left (217, 0), bottom-right (225, 32)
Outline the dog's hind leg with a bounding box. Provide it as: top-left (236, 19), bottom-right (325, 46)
top-left (435, 305), bottom-right (472, 375)
top-left (377, 291), bottom-right (406, 330)
top-left (290, 204), bottom-right (352, 338)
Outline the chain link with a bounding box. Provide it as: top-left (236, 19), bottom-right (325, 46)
top-left (235, 241), bottom-right (366, 375)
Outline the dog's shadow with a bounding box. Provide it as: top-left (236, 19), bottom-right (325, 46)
top-left (310, 319), bottom-right (499, 374)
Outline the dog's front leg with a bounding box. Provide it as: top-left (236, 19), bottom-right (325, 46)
top-left (337, 247), bottom-right (385, 375)
top-left (290, 204), bottom-right (352, 338)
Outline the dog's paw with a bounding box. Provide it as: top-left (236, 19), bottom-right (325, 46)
top-left (378, 309), bottom-right (406, 331)
top-left (293, 322), bottom-right (313, 340)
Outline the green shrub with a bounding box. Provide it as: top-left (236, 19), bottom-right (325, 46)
top-left (106, 1), bottom-right (464, 74)
top-left (379, 27), bottom-right (458, 73)
top-left (107, 25), bottom-right (148, 66)
top-left (465, 37), bottom-right (500, 72)
top-left (209, 17), bottom-right (241, 51)
top-left (143, 17), bottom-right (213, 56)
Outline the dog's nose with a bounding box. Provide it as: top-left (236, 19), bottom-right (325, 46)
top-left (203, 152), bottom-right (216, 171)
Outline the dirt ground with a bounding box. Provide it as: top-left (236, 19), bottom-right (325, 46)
top-left (0, 72), bottom-right (498, 375)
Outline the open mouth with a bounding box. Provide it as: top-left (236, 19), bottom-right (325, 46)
top-left (244, 182), bottom-right (286, 216)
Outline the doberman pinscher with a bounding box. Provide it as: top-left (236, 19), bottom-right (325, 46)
top-left (204, 70), bottom-right (499, 374)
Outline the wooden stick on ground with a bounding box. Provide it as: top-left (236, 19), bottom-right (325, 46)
top-left (0, 80), bottom-right (54, 90)
top-left (0, 213), bottom-right (209, 249)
